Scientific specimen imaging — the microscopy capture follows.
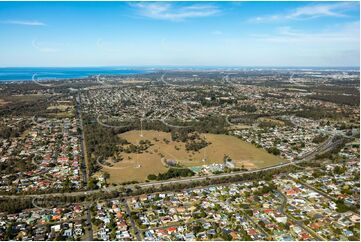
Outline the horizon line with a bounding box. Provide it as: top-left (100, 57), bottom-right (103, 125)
top-left (1, 65), bottom-right (359, 68)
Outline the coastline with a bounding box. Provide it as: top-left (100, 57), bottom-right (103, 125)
top-left (0, 67), bottom-right (152, 82)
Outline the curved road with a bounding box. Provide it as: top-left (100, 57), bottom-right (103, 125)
top-left (0, 134), bottom-right (340, 199)
top-left (274, 190), bottom-right (326, 241)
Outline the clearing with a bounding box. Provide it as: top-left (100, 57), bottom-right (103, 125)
top-left (102, 130), bottom-right (283, 183)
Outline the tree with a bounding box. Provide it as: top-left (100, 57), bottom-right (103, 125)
top-left (147, 174), bottom-right (157, 180)
top-left (221, 232), bottom-right (232, 241)
top-left (88, 177), bottom-right (98, 190)
top-left (267, 147), bottom-right (280, 155)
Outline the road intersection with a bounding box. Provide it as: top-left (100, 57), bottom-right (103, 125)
top-left (0, 133), bottom-right (340, 200)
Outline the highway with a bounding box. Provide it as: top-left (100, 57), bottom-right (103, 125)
top-left (0, 134), bottom-right (340, 200)
top-left (76, 92), bottom-right (93, 240)
top-left (0, 130), bottom-right (344, 242)
top-left (76, 93), bottom-right (88, 187)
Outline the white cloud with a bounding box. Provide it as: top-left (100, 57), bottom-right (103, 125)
top-left (130, 2), bottom-right (220, 21)
top-left (286, 2), bottom-right (355, 18)
top-left (250, 2), bottom-right (358, 23)
top-left (252, 21), bottom-right (360, 45)
top-left (1, 20), bottom-right (46, 26)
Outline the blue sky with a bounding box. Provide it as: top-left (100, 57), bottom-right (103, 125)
top-left (0, 1), bottom-right (359, 67)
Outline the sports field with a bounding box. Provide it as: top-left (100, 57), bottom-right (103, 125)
top-left (103, 130), bottom-right (283, 183)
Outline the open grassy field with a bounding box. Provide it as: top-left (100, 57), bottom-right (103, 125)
top-left (258, 117), bottom-right (286, 126)
top-left (0, 99), bottom-right (9, 107)
top-left (46, 101), bottom-right (75, 118)
top-left (226, 124), bottom-right (251, 130)
top-left (47, 104), bottom-right (71, 112)
top-left (121, 79), bottom-right (151, 84)
top-left (2, 94), bottom-right (49, 103)
top-left (0, 94), bottom-right (51, 110)
top-left (103, 130), bottom-right (283, 184)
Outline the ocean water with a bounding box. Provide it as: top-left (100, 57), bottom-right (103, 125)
top-left (1, 66), bottom-right (358, 82)
top-left (0, 67), bottom-right (151, 81)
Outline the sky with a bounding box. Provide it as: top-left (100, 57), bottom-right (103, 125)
top-left (0, 1), bottom-right (359, 67)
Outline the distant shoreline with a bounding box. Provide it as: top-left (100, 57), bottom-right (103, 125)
top-left (0, 66), bottom-right (359, 82)
top-left (0, 67), bottom-right (152, 82)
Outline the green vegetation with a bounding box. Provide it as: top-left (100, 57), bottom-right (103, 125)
top-left (315, 138), bottom-right (347, 160)
top-left (237, 104), bottom-right (257, 113)
top-left (0, 120), bottom-right (30, 139)
top-left (294, 106), bottom-right (346, 120)
top-left (122, 139), bottom-right (152, 153)
top-left (0, 163), bottom-right (302, 212)
top-left (147, 168), bottom-right (195, 181)
top-left (312, 134), bottom-right (328, 144)
top-left (308, 94), bottom-right (359, 106)
top-left (171, 130), bottom-right (210, 151)
top-left (267, 146), bottom-right (281, 156)
top-left (83, 118), bottom-right (123, 174)
top-left (336, 199), bottom-right (352, 213)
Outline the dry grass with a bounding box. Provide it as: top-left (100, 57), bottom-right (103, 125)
top-left (0, 99), bottom-right (10, 107)
top-left (3, 94), bottom-right (49, 102)
top-left (104, 130), bottom-right (283, 184)
top-left (258, 117), bottom-right (286, 126)
top-left (226, 124), bottom-right (251, 130)
top-left (121, 80), bottom-right (150, 84)
top-left (0, 94), bottom-right (51, 109)
top-left (47, 104), bottom-right (71, 112)
top-left (47, 102), bottom-right (75, 118)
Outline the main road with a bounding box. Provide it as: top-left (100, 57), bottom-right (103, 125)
top-left (0, 134), bottom-right (341, 200)
top-left (76, 92), bottom-right (89, 187)
top-left (76, 92), bottom-right (93, 240)
top-left (274, 190), bottom-right (326, 241)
